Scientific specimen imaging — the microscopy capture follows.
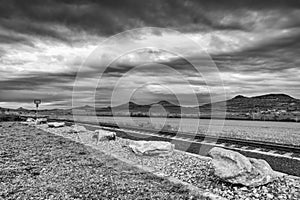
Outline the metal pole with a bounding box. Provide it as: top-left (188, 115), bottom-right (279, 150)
top-left (36, 104), bottom-right (38, 119)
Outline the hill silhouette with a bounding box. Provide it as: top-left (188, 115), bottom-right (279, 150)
top-left (3, 93), bottom-right (300, 121)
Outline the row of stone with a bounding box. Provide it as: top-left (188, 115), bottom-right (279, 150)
top-left (40, 120), bottom-right (176, 157)
top-left (31, 118), bottom-right (284, 188)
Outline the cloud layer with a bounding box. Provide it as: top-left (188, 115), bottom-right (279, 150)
top-left (0, 0), bottom-right (299, 108)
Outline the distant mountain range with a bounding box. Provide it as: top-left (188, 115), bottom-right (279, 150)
top-left (96, 100), bottom-right (182, 114)
top-left (71, 93), bottom-right (300, 121)
top-left (94, 93), bottom-right (300, 113)
top-left (2, 93), bottom-right (300, 121)
top-left (200, 93), bottom-right (300, 113)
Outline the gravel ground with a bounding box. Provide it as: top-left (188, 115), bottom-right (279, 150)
top-left (0, 122), bottom-right (207, 200)
top-left (37, 124), bottom-right (300, 200)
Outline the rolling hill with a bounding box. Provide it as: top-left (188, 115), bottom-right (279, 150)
top-left (204, 93), bottom-right (300, 113)
top-left (2, 93), bottom-right (300, 121)
top-left (95, 93), bottom-right (300, 121)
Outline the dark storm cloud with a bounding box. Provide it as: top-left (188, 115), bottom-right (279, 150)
top-left (0, 33), bottom-right (34, 46)
top-left (242, 33), bottom-right (300, 56)
top-left (0, 48), bottom-right (6, 57)
top-left (0, 71), bottom-right (78, 105)
top-left (2, 0), bottom-right (300, 41)
top-left (102, 63), bottom-right (136, 77)
top-left (213, 54), bottom-right (297, 73)
top-left (0, 72), bottom-right (76, 90)
top-left (1, 0), bottom-right (300, 108)
top-left (103, 61), bottom-right (193, 77)
top-left (208, 25), bottom-right (300, 74)
top-left (0, 91), bottom-right (71, 103)
top-left (0, 18), bottom-right (70, 42)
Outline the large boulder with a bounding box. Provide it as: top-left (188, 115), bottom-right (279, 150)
top-left (21, 118), bottom-right (36, 126)
top-left (93, 129), bottom-right (116, 143)
top-left (128, 141), bottom-right (174, 156)
top-left (47, 122), bottom-right (65, 128)
top-left (26, 118), bottom-right (35, 122)
top-left (35, 118), bottom-right (47, 125)
top-left (208, 147), bottom-right (282, 187)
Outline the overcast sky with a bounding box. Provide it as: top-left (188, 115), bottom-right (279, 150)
top-left (0, 0), bottom-right (300, 109)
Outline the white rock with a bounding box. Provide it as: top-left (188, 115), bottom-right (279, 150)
top-left (47, 122), bottom-right (65, 128)
top-left (93, 129), bottom-right (116, 143)
top-left (26, 118), bottom-right (35, 122)
top-left (208, 147), bottom-right (282, 187)
top-left (21, 118), bottom-right (36, 126)
top-left (35, 118), bottom-right (47, 125)
top-left (128, 140), bottom-right (174, 156)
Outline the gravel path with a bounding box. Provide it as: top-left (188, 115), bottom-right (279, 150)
top-left (0, 122), bottom-right (207, 200)
top-left (37, 123), bottom-right (300, 200)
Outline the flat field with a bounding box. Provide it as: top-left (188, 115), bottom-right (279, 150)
top-left (60, 115), bottom-right (300, 146)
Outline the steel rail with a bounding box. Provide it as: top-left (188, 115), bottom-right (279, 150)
top-left (48, 117), bottom-right (300, 154)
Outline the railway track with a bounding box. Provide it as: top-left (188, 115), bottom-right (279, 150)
top-left (49, 118), bottom-right (300, 156)
top-left (46, 117), bottom-right (300, 176)
top-left (50, 118), bottom-right (299, 152)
